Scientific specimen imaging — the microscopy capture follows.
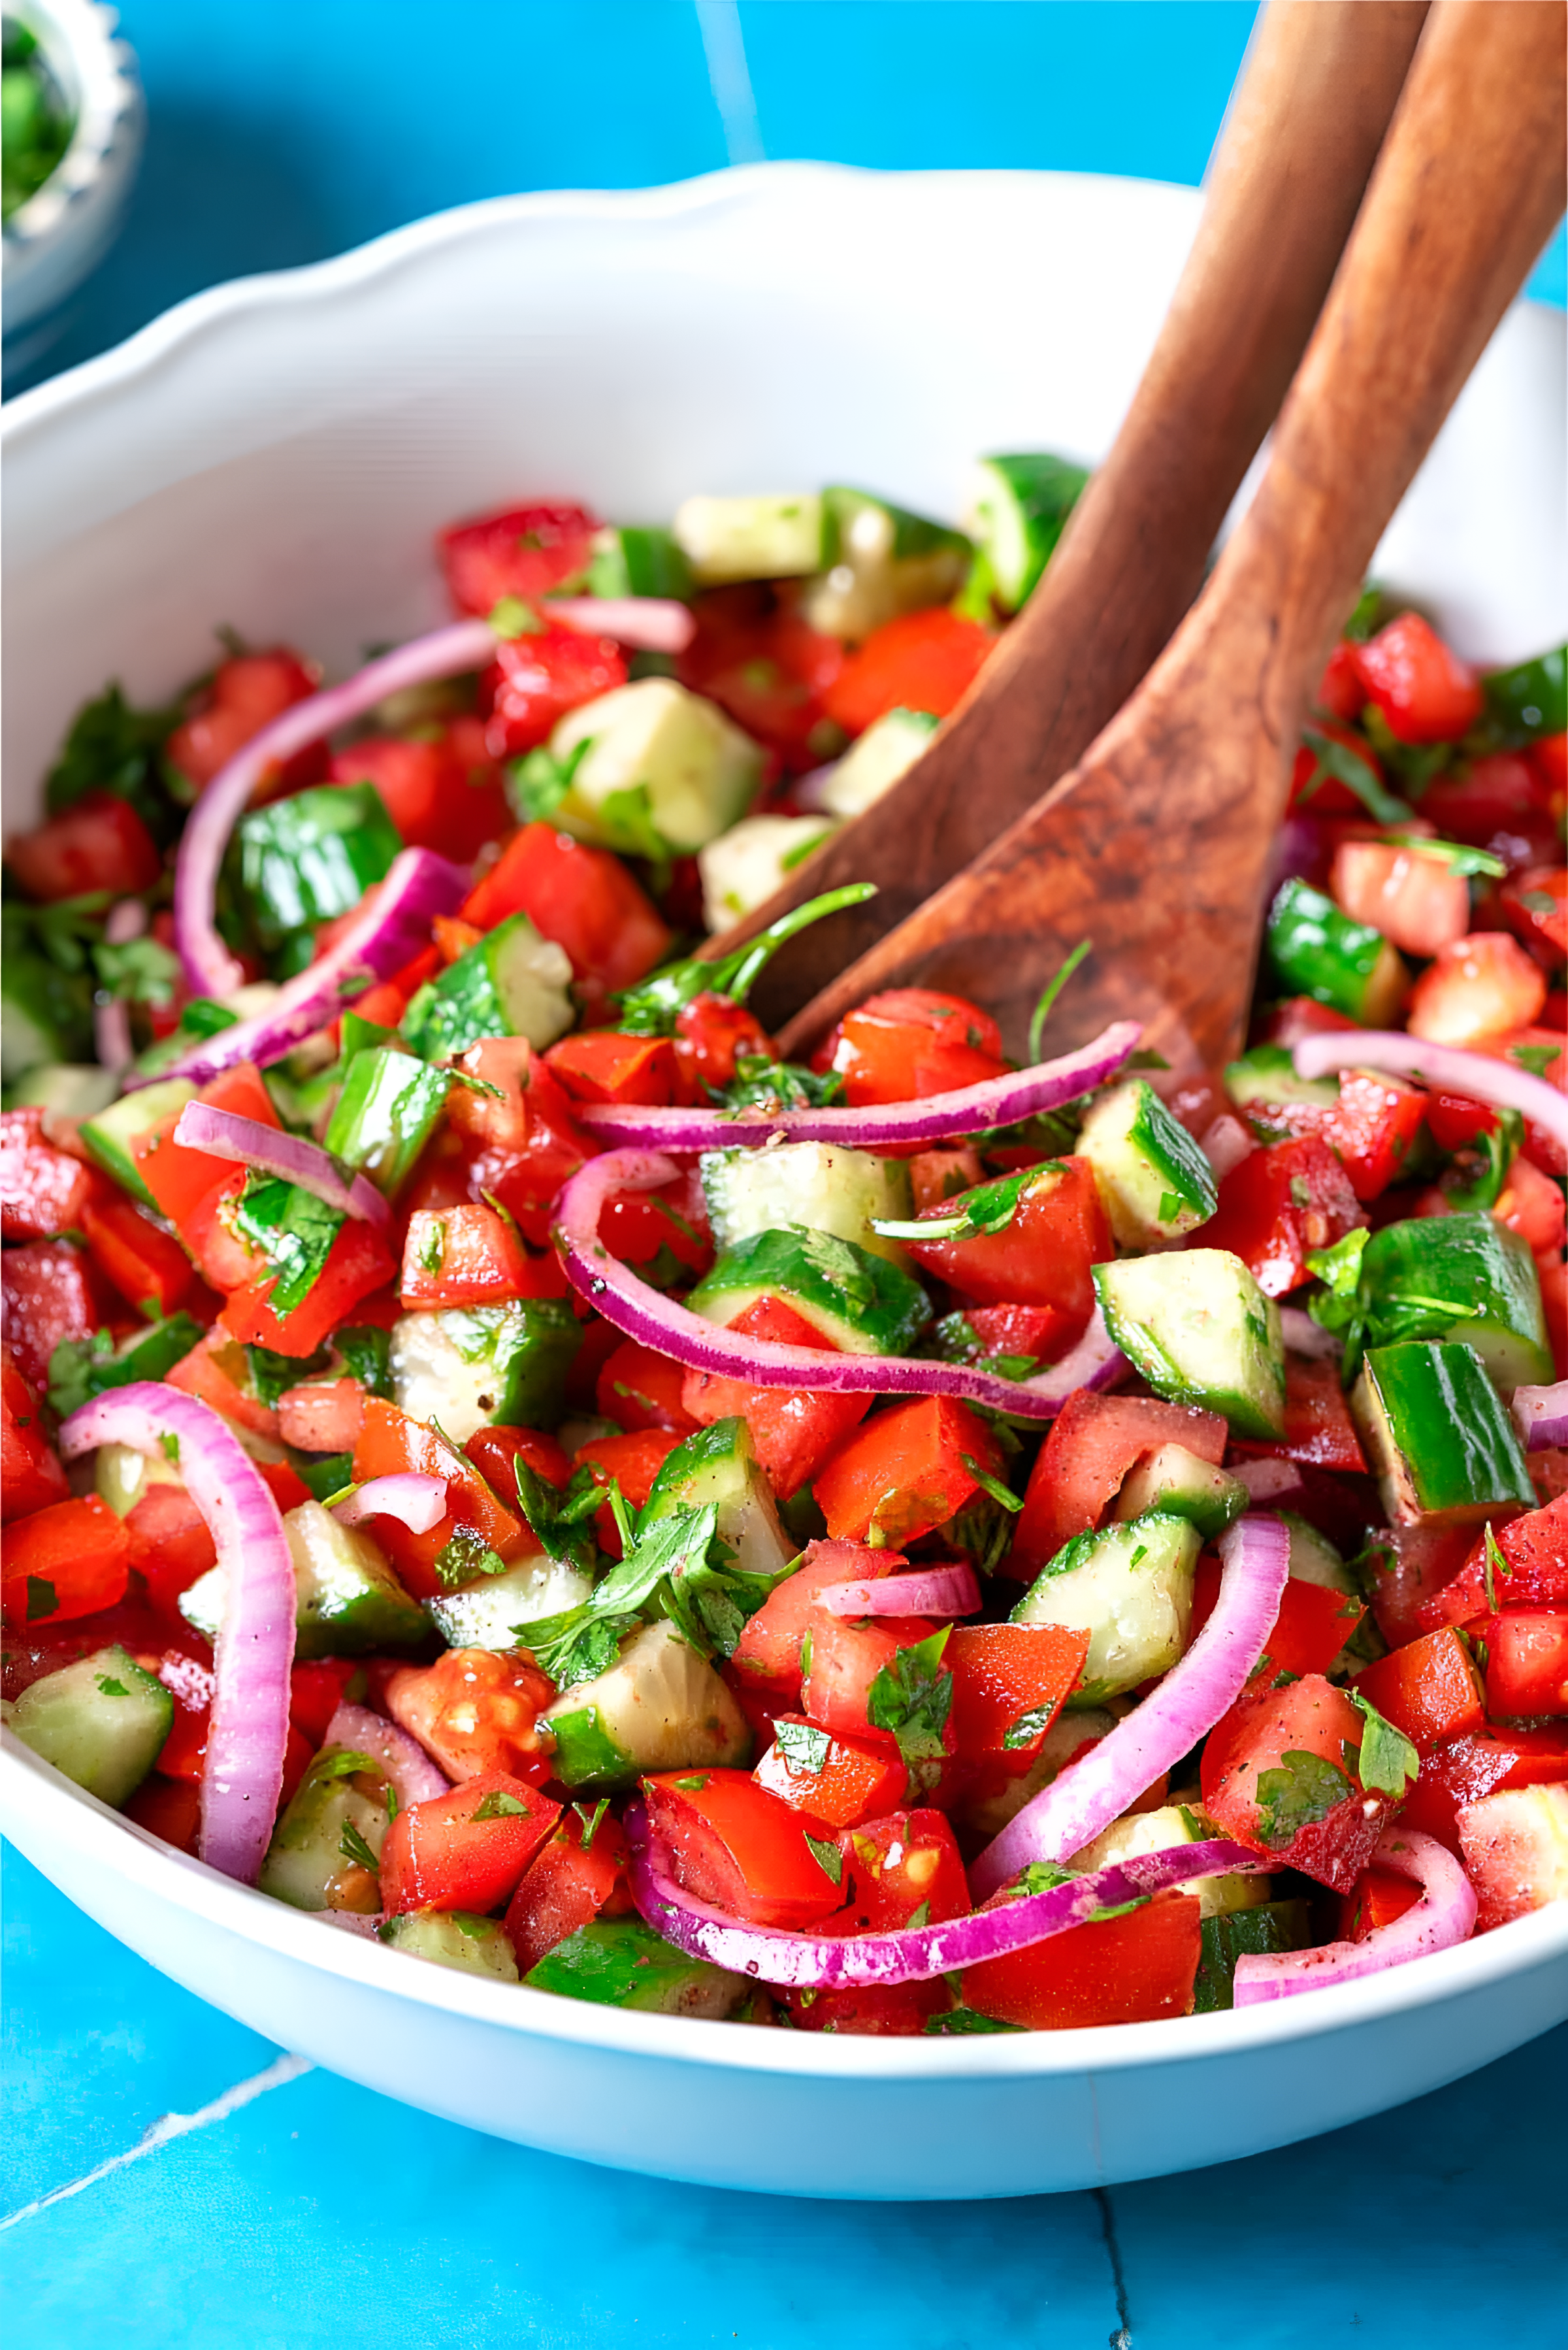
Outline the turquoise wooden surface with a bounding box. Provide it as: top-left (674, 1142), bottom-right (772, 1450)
top-left (5, 5), bottom-right (1565, 2338)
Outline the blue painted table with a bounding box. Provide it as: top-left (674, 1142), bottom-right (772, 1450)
top-left (6, 5), bottom-right (1566, 2338)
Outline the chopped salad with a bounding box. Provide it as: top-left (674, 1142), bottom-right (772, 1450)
top-left (2, 465), bottom-right (1565, 2035)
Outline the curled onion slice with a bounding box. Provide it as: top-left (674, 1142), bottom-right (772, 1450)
top-left (323, 1700), bottom-right (449, 1808)
top-left (1292, 1031), bottom-right (1568, 1153)
top-left (625, 1801), bottom-right (1264, 1988)
top-left (574, 1021), bottom-right (1143, 1150)
top-left (175, 1102), bottom-right (390, 1227)
top-left (1233, 1829), bottom-right (1476, 2005)
top-left (557, 1150), bottom-right (1126, 1421)
top-left (1512, 1379), bottom-right (1568, 1451)
top-left (546, 596), bottom-right (695, 653)
top-left (817, 1563), bottom-right (981, 1619)
top-left (969, 1513), bottom-right (1290, 1900)
top-left (331, 1473), bottom-right (448, 1534)
top-left (57, 1383), bottom-right (295, 1885)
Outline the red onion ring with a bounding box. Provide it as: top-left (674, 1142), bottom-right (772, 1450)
top-left (817, 1563), bottom-right (981, 1618)
top-left (1292, 1031), bottom-right (1568, 1153)
top-left (969, 1513), bottom-right (1290, 1900)
top-left (323, 1700), bottom-right (450, 1808)
top-left (57, 1383), bottom-right (295, 1885)
top-left (1232, 1829), bottom-right (1476, 2005)
top-left (1512, 1380), bottom-right (1568, 1452)
top-left (546, 596), bottom-right (695, 653)
top-left (1231, 1457), bottom-right (1311, 1510)
top-left (625, 1802), bottom-right (1265, 1988)
top-left (136, 846), bottom-right (469, 1089)
top-left (556, 1149), bottom-right (1127, 1420)
top-left (574, 1022), bottom-right (1144, 1150)
top-left (175, 1102), bottom-right (391, 1227)
top-left (1278, 1305), bottom-right (1343, 1362)
top-left (331, 1473), bottom-right (448, 1534)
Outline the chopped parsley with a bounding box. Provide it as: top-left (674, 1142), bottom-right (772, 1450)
top-left (471, 1789), bottom-right (532, 1822)
top-left (804, 1832), bottom-right (843, 1887)
top-left (1252, 1749), bottom-right (1353, 1849)
top-left (338, 1821), bottom-right (380, 1875)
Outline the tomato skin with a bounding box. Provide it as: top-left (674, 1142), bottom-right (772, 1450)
top-left (449, 1038), bottom-right (593, 1250)
top-left (1, 1110), bottom-right (103, 1241)
top-left (1397, 1725), bottom-right (1568, 1852)
top-left (545, 1031), bottom-right (678, 1108)
top-left (681, 1295), bottom-right (871, 1500)
top-left (1499, 864), bottom-right (1567, 968)
top-left (1482, 1611), bottom-right (1568, 1718)
top-left (463, 1423), bottom-right (572, 1509)
top-left (6, 790), bottom-right (162, 901)
top-left (1352, 1627), bottom-right (1487, 1753)
top-left (380, 1769), bottom-right (561, 1917)
top-left (812, 1395), bottom-right (1002, 1549)
top-left (439, 500), bottom-right (600, 616)
top-left (287, 1658), bottom-right (361, 1746)
top-left (903, 1157), bottom-right (1113, 1323)
top-left (1351, 613), bottom-right (1482, 744)
top-left (802, 1613), bottom-right (944, 1744)
top-left (1407, 931), bottom-right (1548, 1047)
top-left (1201, 1674), bottom-right (1394, 1891)
top-left (1420, 750), bottom-right (1555, 850)
top-left (964, 1889), bottom-right (1203, 2030)
top-left (166, 651), bottom-right (323, 793)
top-left (504, 1810), bottom-right (631, 1973)
top-left (679, 597), bottom-right (844, 767)
top-left (1417, 1495), bottom-right (1568, 1631)
top-left (787, 1981), bottom-right (945, 2035)
top-left (352, 1399), bottom-right (529, 1599)
top-left (730, 1538), bottom-right (896, 1696)
top-left (595, 1179), bottom-right (711, 1281)
top-left (0, 1347), bottom-right (69, 1522)
top-left (1316, 640), bottom-right (1367, 723)
top-left (81, 1192), bottom-right (195, 1318)
top-left (1203, 1134), bottom-right (1365, 1299)
top-left (672, 993), bottom-right (775, 1095)
top-left (480, 625), bottom-right (627, 759)
top-left (1290, 717), bottom-right (1384, 816)
top-left (821, 608), bottom-right (993, 736)
top-left (1190, 1555), bottom-right (1365, 1683)
top-left (122, 1774), bottom-right (203, 1853)
top-left (1365, 1520), bottom-right (1477, 1648)
top-left (1, 1495), bottom-right (130, 1626)
top-left (1232, 1355), bottom-right (1367, 1476)
top-left (1330, 836), bottom-right (1472, 959)
top-left (0, 1239), bottom-right (114, 1393)
top-left (644, 1768), bottom-right (846, 1928)
top-left (220, 1217), bottom-right (397, 1359)
top-left (945, 1623), bottom-right (1089, 1768)
top-left (829, 988), bottom-right (1007, 1107)
top-left (384, 1647), bottom-right (557, 1786)
top-left (461, 821), bottom-right (672, 999)
top-left (834, 1808), bottom-right (970, 1932)
top-left (123, 1483), bottom-right (218, 1623)
top-left (1011, 1390), bottom-right (1228, 1577)
top-left (327, 725), bottom-right (510, 861)
top-left (1243, 1068), bottom-right (1427, 1202)
top-left (348, 944), bottom-right (441, 1032)
top-left (131, 1063), bottom-right (280, 1233)
top-left (1339, 1866), bottom-right (1423, 1942)
top-left (399, 1202), bottom-right (540, 1309)
top-left (753, 1714), bottom-right (908, 1829)
top-left (165, 1327), bottom-right (281, 1442)
top-left (572, 1427), bottom-right (685, 1555)
top-left (595, 1336), bottom-right (699, 1434)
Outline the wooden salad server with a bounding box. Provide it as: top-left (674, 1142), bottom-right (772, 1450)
top-left (705, 0), bottom-right (1433, 1025)
top-left (774, 0), bottom-right (1567, 1070)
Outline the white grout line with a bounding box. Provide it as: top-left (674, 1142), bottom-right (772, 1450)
top-left (0, 2051), bottom-right (314, 2233)
top-left (695, 0), bottom-right (766, 166)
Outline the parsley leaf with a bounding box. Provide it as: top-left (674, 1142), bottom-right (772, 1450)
top-left (1509, 1042), bottom-right (1559, 1080)
top-left (866, 1627), bottom-right (953, 1785)
top-left (232, 1175), bottom-right (344, 1319)
top-left (959, 1452), bottom-right (1022, 1514)
top-left (313, 1749), bottom-right (382, 1781)
top-left (507, 734), bottom-right (591, 823)
top-left (514, 1457), bottom-right (602, 1575)
top-left (1027, 938), bottom-right (1091, 1063)
top-left (1295, 725), bottom-right (1413, 825)
top-left (1252, 1749), bottom-right (1353, 1849)
top-left (25, 1576), bottom-right (57, 1621)
top-left (432, 1523), bottom-right (510, 1591)
top-left (774, 1719), bottom-right (831, 1777)
top-left (717, 1056), bottom-right (845, 1114)
top-left (338, 1821), bottom-right (381, 1874)
top-left (471, 1789), bottom-right (531, 1822)
top-left (924, 2008), bottom-right (1023, 2035)
top-left (1347, 1690), bottom-right (1420, 1801)
top-left (610, 884), bottom-right (876, 1037)
top-left (527, 1608), bottom-right (640, 1691)
top-left (95, 1674), bottom-right (130, 1698)
top-left (1006, 1861), bottom-right (1079, 1898)
top-left (804, 1832), bottom-right (843, 1887)
top-left (874, 1165), bottom-right (1045, 1244)
top-left (92, 932), bottom-right (182, 1006)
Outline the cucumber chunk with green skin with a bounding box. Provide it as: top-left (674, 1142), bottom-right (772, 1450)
top-left (1, 942), bottom-right (93, 1081)
top-left (1224, 1045), bottom-right (1343, 1123)
top-left (1070, 1802), bottom-right (1269, 1919)
top-left (587, 523), bottom-right (694, 603)
top-left (1279, 1513), bottom-right (1381, 1669)
top-left (95, 1436), bottom-right (185, 1517)
top-left (640, 1415), bottom-right (798, 1579)
top-left (389, 1302), bottom-right (581, 1442)
top-left (672, 493), bottom-right (826, 585)
top-left (1112, 1444), bottom-right (1249, 1540)
top-left (1094, 1249), bottom-right (1286, 1440)
top-left (1011, 1512), bottom-right (1201, 1704)
top-left (427, 1553), bottom-right (595, 1650)
top-left (1192, 1900), bottom-right (1315, 2012)
top-left (687, 1227), bottom-right (930, 1358)
top-left (1358, 1212), bottom-right (1552, 1391)
top-left (402, 910), bottom-right (574, 1061)
top-left (78, 1076), bottom-right (199, 1208)
top-left (4, 1646), bottom-right (172, 1806)
top-left (697, 813), bottom-right (839, 931)
top-left (546, 678), bottom-right (764, 856)
top-left (539, 1620), bottom-right (750, 1790)
top-left (963, 452), bottom-right (1090, 612)
top-left (260, 1741), bottom-right (393, 1911)
top-left (1352, 1341), bottom-right (1535, 1527)
top-left (181, 1500), bottom-right (428, 1658)
top-left (1077, 1078), bottom-right (1218, 1248)
top-left (1265, 878), bottom-right (1409, 1025)
top-left (523, 1915), bottom-right (755, 2016)
top-left (816, 707), bottom-right (939, 820)
top-left (324, 1049), bottom-right (449, 1199)
top-left (700, 1140), bottom-right (913, 1266)
top-left (380, 1909), bottom-right (520, 1979)
top-left (799, 487), bottom-right (972, 640)
top-left (234, 782), bottom-right (402, 961)
top-left (7, 1062), bottom-right (119, 1119)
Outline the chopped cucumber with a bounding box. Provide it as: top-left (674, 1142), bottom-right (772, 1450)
top-left (640, 1416), bottom-right (798, 1580)
top-left (1011, 1512), bottom-right (1201, 1703)
top-left (389, 1302), bottom-right (581, 1443)
top-left (1353, 1341), bottom-right (1535, 1525)
top-left (1094, 1249), bottom-right (1286, 1439)
top-left (1, 942), bottom-right (93, 1080)
top-left (324, 1048), bottom-right (449, 1199)
top-left (1192, 1900), bottom-right (1315, 2011)
top-left (78, 1076), bottom-right (198, 1208)
top-left (672, 493), bottom-right (825, 585)
top-left (1069, 1802), bottom-right (1269, 1919)
top-left (48, 1313), bottom-right (204, 1421)
top-left (7, 1063), bottom-right (119, 1119)
top-left (380, 1909), bottom-right (520, 1979)
top-left (799, 486), bottom-right (972, 640)
top-left (963, 452), bottom-right (1089, 612)
top-left (586, 523), bottom-right (694, 603)
top-left (260, 1740), bottom-right (393, 1911)
top-left (1359, 1212), bottom-right (1553, 1392)
top-left (4, 1646), bottom-right (172, 1806)
top-left (402, 910), bottom-right (574, 1061)
top-left (697, 812), bottom-right (838, 931)
top-left (523, 1915), bottom-right (755, 2016)
top-left (234, 782), bottom-right (402, 964)
top-left (539, 1620), bottom-right (750, 1789)
top-left (700, 1140), bottom-right (912, 1266)
top-left (1113, 1443), bottom-right (1249, 1540)
top-left (427, 1552), bottom-right (595, 1649)
top-left (95, 1436), bottom-right (186, 1517)
top-left (816, 706), bottom-right (939, 820)
top-left (181, 1500), bottom-right (427, 1658)
top-left (687, 1226), bottom-right (930, 1357)
top-left (547, 678), bottom-right (763, 856)
top-left (1279, 1513), bottom-right (1377, 1670)
top-left (1265, 878), bottom-right (1409, 1025)
top-left (1225, 1043), bottom-right (1341, 1117)
top-left (1077, 1078), bottom-right (1218, 1248)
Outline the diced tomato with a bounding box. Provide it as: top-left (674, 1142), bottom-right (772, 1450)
top-left (131, 1062), bottom-right (280, 1232)
top-left (1339, 1866), bottom-right (1423, 1942)
top-left (221, 1217), bottom-right (397, 1358)
top-left (383, 1647), bottom-right (557, 1786)
top-left (901, 1157), bottom-right (1113, 1330)
top-left (1351, 614), bottom-right (1482, 744)
top-left (644, 1767), bottom-right (845, 1928)
top-left (545, 1031), bottom-right (678, 1107)
top-left (821, 608), bottom-right (993, 736)
top-left (753, 1714), bottom-right (907, 1828)
top-left (1262, 996), bottom-right (1365, 1049)
top-left (1190, 1555), bottom-right (1363, 1683)
top-left (328, 726), bottom-right (510, 861)
top-left (0, 1348), bottom-right (68, 1522)
top-left (0, 1239), bottom-right (113, 1393)
top-left (439, 500), bottom-right (599, 616)
top-left (1499, 864), bottom-right (1567, 969)
top-left (1315, 641), bottom-right (1367, 724)
top-left (152, 1658), bottom-right (212, 1783)
top-left (595, 1178), bottom-right (710, 1280)
top-left (1407, 932), bottom-right (1548, 1047)
top-left (1244, 1068), bottom-right (1426, 1203)
top-left (379, 1768), bottom-right (561, 1916)
top-left (122, 1773), bottom-right (203, 1853)
top-left (1365, 1519), bottom-right (1475, 1647)
top-left (572, 1427), bottom-right (685, 1555)
top-left (165, 650), bottom-right (323, 794)
top-left (1330, 838), bottom-right (1472, 959)
top-left (1201, 1673), bottom-right (1394, 1890)
top-left (1417, 1496), bottom-right (1568, 1631)
top-left (833, 1808), bottom-right (969, 1931)
top-left (908, 1147), bottom-right (984, 1214)
top-left (504, 1807), bottom-right (631, 1974)
top-left (680, 597), bottom-right (845, 768)
top-left (812, 1395), bottom-right (1002, 1548)
top-left (464, 1424), bottom-right (573, 1512)
top-left (0, 1110), bottom-right (102, 1240)
top-left (1231, 1355), bottom-right (1367, 1476)
top-left (802, 1612), bottom-right (945, 1745)
top-left (347, 944), bottom-right (441, 1032)
top-left (288, 1657), bottom-right (361, 1746)
top-left (787, 1981), bottom-right (946, 2035)
top-left (449, 1040), bottom-right (593, 1251)
top-left (1290, 716), bottom-right (1384, 816)
top-left (1533, 733), bottom-right (1568, 798)
top-left (352, 1399), bottom-right (529, 1599)
top-left (123, 1483), bottom-right (218, 1622)
top-left (964, 1888), bottom-right (1203, 2029)
top-left (1539, 1253), bottom-right (1568, 1380)
top-left (594, 1336), bottom-right (698, 1434)
top-left (1352, 1626), bottom-right (1486, 1753)
top-left (460, 820), bottom-right (672, 1000)
top-left (399, 1202), bottom-right (540, 1310)
top-left (1420, 751), bottom-right (1555, 851)
top-left (276, 1376), bottom-right (365, 1455)
top-left (672, 993), bottom-right (776, 1095)
top-left (256, 1459), bottom-right (312, 1514)
top-left (479, 624), bottom-right (626, 759)
top-left (1399, 1723), bottom-right (1568, 1852)
top-left (1, 1495), bottom-right (130, 1626)
top-left (1203, 1134), bottom-right (1365, 1299)
top-left (1456, 1781), bottom-right (1568, 1931)
top-left (5, 790), bottom-right (161, 901)
top-left (730, 1538), bottom-right (897, 1696)
top-left (828, 987), bottom-right (1007, 1108)
top-left (1482, 1610), bottom-right (1568, 1718)
top-left (164, 1326), bottom-right (281, 1441)
top-left (945, 1622), bottom-right (1089, 1767)
top-left (1011, 1390), bottom-right (1228, 1577)
top-left (1490, 1153), bottom-right (1567, 1256)
top-left (948, 1300), bottom-right (1084, 1372)
top-left (680, 1295), bottom-right (870, 1500)
top-left (80, 1193), bottom-right (194, 1318)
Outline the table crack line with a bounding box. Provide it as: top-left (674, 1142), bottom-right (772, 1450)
top-left (0, 2051), bottom-right (313, 2232)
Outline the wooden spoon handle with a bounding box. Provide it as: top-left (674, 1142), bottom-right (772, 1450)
top-left (725, 0), bottom-right (1431, 1030)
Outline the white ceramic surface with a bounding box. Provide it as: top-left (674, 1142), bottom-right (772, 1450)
top-left (3, 167), bottom-right (1565, 2196)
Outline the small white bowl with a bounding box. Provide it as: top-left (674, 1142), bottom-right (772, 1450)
top-left (1, 0), bottom-right (142, 383)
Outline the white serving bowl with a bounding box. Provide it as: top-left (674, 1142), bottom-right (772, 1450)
top-left (3, 166), bottom-right (1565, 2197)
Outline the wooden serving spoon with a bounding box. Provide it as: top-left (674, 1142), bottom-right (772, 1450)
top-left (705, 0), bottom-right (1432, 1028)
top-left (775, 0), bottom-right (1567, 1070)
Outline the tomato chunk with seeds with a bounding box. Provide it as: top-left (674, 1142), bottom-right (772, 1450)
top-left (1482, 1611), bottom-right (1568, 1718)
top-left (644, 1768), bottom-right (843, 1928)
top-left (1351, 613), bottom-right (1482, 744)
top-left (383, 1647), bottom-right (557, 1785)
top-left (480, 624), bottom-right (627, 759)
top-left (353, 1399), bottom-right (528, 1599)
top-left (439, 500), bottom-right (600, 616)
top-left (380, 1770), bottom-right (561, 1917)
top-left (461, 819), bottom-right (671, 1000)
top-left (833, 1808), bottom-right (969, 1932)
top-left (1399, 1725), bottom-right (1568, 1853)
top-left (1203, 1134), bottom-right (1365, 1298)
top-left (1417, 1495), bottom-right (1568, 1630)
top-left (1, 1109), bottom-right (101, 1241)
top-left (1, 1348), bottom-right (68, 1523)
top-left (504, 1808), bottom-right (631, 1973)
top-left (730, 1539), bottom-right (896, 1698)
top-left (0, 1240), bottom-right (112, 1393)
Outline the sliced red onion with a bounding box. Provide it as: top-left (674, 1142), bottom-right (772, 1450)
top-left (1292, 1031), bottom-right (1568, 1153)
top-left (1233, 1828), bottom-right (1476, 2006)
top-left (319, 1910), bottom-right (385, 1939)
top-left (174, 1102), bottom-right (390, 1227)
top-left (57, 1383), bottom-right (295, 1885)
top-left (323, 1699), bottom-right (449, 1808)
top-left (1200, 1114), bottom-right (1256, 1182)
top-left (626, 1801), bottom-right (1265, 1988)
top-left (1279, 1304), bottom-right (1343, 1362)
top-left (138, 846), bottom-right (469, 1089)
top-left (1232, 1457), bottom-right (1311, 1508)
top-left (574, 1022), bottom-right (1144, 1150)
top-left (968, 1513), bottom-right (1290, 1900)
top-left (331, 1473), bottom-right (448, 1534)
top-left (175, 620), bottom-right (495, 997)
top-left (818, 1563), bottom-right (981, 1619)
top-left (557, 1150), bottom-right (1126, 1420)
top-left (546, 596), bottom-right (695, 654)
top-left (1511, 1380), bottom-right (1568, 1452)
